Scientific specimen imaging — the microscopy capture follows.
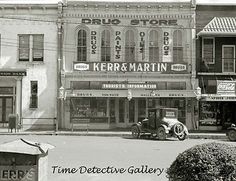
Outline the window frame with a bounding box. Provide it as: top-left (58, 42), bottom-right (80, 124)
top-left (77, 29), bottom-right (88, 62)
top-left (30, 81), bottom-right (38, 109)
top-left (101, 29), bottom-right (111, 62)
top-left (222, 45), bottom-right (235, 73)
top-left (18, 34), bottom-right (44, 62)
top-left (202, 37), bottom-right (215, 65)
top-left (149, 30), bottom-right (159, 62)
top-left (125, 29), bottom-right (136, 62)
top-left (173, 30), bottom-right (183, 63)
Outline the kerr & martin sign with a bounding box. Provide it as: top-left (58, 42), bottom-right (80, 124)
top-left (73, 62), bottom-right (187, 73)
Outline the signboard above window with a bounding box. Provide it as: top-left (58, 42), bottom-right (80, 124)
top-left (73, 62), bottom-right (188, 73)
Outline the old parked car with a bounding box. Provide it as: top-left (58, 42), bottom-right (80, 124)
top-left (226, 124), bottom-right (236, 141)
top-left (131, 107), bottom-right (188, 140)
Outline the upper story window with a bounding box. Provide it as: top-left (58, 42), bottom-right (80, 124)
top-left (222, 45), bottom-right (235, 73)
top-left (125, 30), bottom-right (135, 62)
top-left (202, 38), bottom-right (215, 64)
top-left (77, 29), bottom-right (87, 62)
top-left (19, 34), bottom-right (44, 62)
top-left (101, 30), bottom-right (111, 62)
top-left (149, 30), bottom-right (159, 62)
top-left (173, 30), bottom-right (183, 62)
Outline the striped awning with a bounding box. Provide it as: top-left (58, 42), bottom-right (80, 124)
top-left (198, 17), bottom-right (236, 36)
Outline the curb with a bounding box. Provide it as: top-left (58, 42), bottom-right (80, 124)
top-left (0, 131), bottom-right (228, 140)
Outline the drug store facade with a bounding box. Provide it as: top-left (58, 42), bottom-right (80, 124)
top-left (61, 0), bottom-right (197, 130)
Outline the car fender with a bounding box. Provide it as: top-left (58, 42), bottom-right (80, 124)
top-left (131, 122), bottom-right (142, 131)
top-left (160, 124), bottom-right (169, 134)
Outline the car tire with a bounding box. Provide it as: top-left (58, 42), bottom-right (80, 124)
top-left (157, 127), bottom-right (166, 140)
top-left (173, 123), bottom-right (184, 136)
top-left (177, 133), bottom-right (186, 141)
top-left (131, 126), bottom-right (140, 139)
top-left (228, 130), bottom-right (236, 141)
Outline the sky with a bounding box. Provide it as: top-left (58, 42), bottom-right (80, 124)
top-left (0, 0), bottom-right (235, 5)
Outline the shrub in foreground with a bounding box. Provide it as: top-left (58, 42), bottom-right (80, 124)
top-left (167, 142), bottom-right (236, 181)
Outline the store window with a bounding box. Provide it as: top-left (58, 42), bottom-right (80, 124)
top-left (101, 30), bottom-right (111, 62)
top-left (173, 30), bottom-right (183, 62)
top-left (222, 45), bottom-right (235, 73)
top-left (70, 98), bottom-right (108, 123)
top-left (30, 81), bottom-right (38, 108)
top-left (149, 30), bottom-right (159, 62)
top-left (202, 38), bottom-right (214, 64)
top-left (77, 29), bottom-right (87, 61)
top-left (167, 82), bottom-right (186, 90)
top-left (19, 34), bottom-right (44, 62)
top-left (125, 30), bottom-right (135, 62)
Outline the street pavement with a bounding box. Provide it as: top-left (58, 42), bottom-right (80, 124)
top-left (0, 135), bottom-right (235, 181)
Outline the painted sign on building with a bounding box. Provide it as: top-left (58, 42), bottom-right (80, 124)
top-left (73, 62), bottom-right (188, 73)
top-left (102, 83), bottom-right (156, 89)
top-left (217, 80), bottom-right (236, 95)
top-left (81, 18), bottom-right (178, 26)
top-left (0, 166), bottom-right (37, 181)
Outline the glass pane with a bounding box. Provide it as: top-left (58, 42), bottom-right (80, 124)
top-left (173, 47), bottom-right (183, 62)
top-left (5, 98), bottom-right (13, 123)
top-left (173, 30), bottom-right (182, 46)
top-left (33, 35), bottom-right (44, 61)
top-left (223, 47), bottom-right (235, 72)
top-left (149, 47), bottom-right (159, 62)
top-left (119, 99), bottom-right (125, 123)
top-left (0, 99), bottom-right (2, 122)
top-left (19, 35), bottom-right (29, 61)
top-left (129, 99), bottom-right (135, 123)
top-left (78, 30), bottom-right (87, 61)
top-left (203, 39), bottom-right (213, 63)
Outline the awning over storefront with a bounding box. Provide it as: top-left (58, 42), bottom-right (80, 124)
top-left (197, 17), bottom-right (236, 36)
top-left (0, 69), bottom-right (27, 76)
top-left (66, 89), bottom-right (196, 98)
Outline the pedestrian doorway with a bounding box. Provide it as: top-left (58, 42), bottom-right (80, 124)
top-left (0, 97), bottom-right (13, 127)
top-left (117, 98), bottom-right (146, 127)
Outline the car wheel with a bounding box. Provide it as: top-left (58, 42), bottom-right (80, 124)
top-left (177, 133), bottom-right (186, 141)
top-left (228, 130), bottom-right (236, 141)
top-left (173, 123), bottom-right (184, 136)
top-left (157, 127), bottom-right (166, 140)
top-left (131, 126), bottom-right (140, 139)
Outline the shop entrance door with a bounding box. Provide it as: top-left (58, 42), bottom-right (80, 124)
top-left (0, 97), bottom-right (13, 126)
top-left (118, 98), bottom-right (135, 127)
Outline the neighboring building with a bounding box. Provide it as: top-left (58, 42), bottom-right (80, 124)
top-left (196, 4), bottom-right (236, 130)
top-left (61, 0), bottom-right (197, 130)
top-left (0, 2), bottom-right (58, 130)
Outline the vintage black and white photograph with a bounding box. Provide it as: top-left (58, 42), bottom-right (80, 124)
top-left (0, 0), bottom-right (236, 180)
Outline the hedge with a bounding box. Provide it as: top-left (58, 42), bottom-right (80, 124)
top-left (167, 142), bottom-right (236, 181)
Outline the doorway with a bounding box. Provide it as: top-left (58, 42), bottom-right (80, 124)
top-left (117, 98), bottom-right (136, 127)
top-left (0, 97), bottom-right (13, 125)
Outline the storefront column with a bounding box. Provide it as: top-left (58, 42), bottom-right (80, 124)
top-left (15, 77), bottom-right (22, 126)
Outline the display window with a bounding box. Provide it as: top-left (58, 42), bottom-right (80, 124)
top-left (70, 98), bottom-right (108, 123)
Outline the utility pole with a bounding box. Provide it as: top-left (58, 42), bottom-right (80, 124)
top-left (56, 1), bottom-right (63, 131)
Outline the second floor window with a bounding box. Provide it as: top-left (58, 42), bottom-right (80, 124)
top-left (101, 30), bottom-right (111, 62)
top-left (202, 38), bottom-right (214, 64)
top-left (77, 29), bottom-right (87, 61)
top-left (149, 30), bottom-right (159, 62)
top-left (125, 30), bottom-right (135, 62)
top-left (173, 30), bottom-right (183, 62)
top-left (19, 34), bottom-right (44, 62)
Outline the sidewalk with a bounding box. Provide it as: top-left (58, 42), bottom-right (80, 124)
top-left (0, 128), bottom-right (227, 140)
